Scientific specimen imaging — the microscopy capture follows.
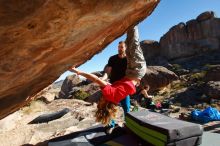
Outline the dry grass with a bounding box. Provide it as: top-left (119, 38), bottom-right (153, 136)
top-left (190, 71), bottom-right (207, 81)
top-left (21, 100), bottom-right (48, 115)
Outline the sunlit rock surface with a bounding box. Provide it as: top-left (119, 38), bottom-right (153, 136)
top-left (0, 0), bottom-right (159, 119)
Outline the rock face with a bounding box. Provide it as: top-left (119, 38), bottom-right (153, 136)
top-left (160, 11), bottom-right (220, 60)
top-left (140, 40), bottom-right (161, 61)
top-left (142, 11), bottom-right (220, 63)
top-left (0, 0), bottom-right (160, 119)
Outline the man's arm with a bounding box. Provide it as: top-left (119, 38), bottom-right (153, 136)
top-left (100, 66), bottom-right (112, 81)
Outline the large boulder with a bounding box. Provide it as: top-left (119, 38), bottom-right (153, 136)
top-left (204, 65), bottom-right (220, 82)
top-left (58, 74), bottom-right (81, 99)
top-left (204, 81), bottom-right (220, 99)
top-left (140, 66), bottom-right (178, 91)
top-left (0, 0), bottom-right (160, 119)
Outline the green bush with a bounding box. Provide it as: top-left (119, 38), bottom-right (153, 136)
top-left (204, 64), bottom-right (218, 69)
top-left (190, 71), bottom-right (207, 81)
top-left (74, 90), bottom-right (90, 100)
top-left (171, 64), bottom-right (182, 71)
top-left (171, 81), bottom-right (187, 91)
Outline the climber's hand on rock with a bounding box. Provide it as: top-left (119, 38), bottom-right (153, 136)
top-left (70, 66), bottom-right (81, 75)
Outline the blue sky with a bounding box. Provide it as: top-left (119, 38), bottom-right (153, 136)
top-left (56, 0), bottom-right (220, 81)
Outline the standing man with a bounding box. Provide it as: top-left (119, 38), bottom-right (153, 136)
top-left (101, 41), bottom-right (130, 132)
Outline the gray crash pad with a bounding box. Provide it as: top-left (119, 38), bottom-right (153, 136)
top-left (201, 132), bottom-right (220, 146)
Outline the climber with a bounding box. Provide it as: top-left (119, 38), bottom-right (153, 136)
top-left (70, 25), bottom-right (146, 127)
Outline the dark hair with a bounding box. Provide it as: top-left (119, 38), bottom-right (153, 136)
top-left (95, 97), bottom-right (117, 125)
top-left (118, 41), bottom-right (127, 48)
top-left (119, 41), bottom-right (125, 44)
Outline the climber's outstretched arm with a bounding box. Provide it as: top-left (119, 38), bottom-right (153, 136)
top-left (70, 67), bottom-right (108, 87)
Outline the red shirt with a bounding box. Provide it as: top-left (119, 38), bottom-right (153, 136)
top-left (101, 78), bottom-right (136, 104)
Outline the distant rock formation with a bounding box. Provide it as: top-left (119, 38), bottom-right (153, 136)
top-left (142, 11), bottom-right (220, 64)
top-left (141, 40), bottom-right (161, 62)
top-left (0, 0), bottom-right (160, 119)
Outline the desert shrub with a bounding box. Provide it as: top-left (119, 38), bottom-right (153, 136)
top-left (74, 90), bottom-right (90, 100)
top-left (21, 100), bottom-right (47, 115)
top-left (169, 64), bottom-right (183, 72)
top-left (160, 91), bottom-right (169, 96)
top-left (210, 103), bottom-right (218, 108)
top-left (204, 64), bottom-right (218, 69)
top-left (196, 80), bottom-right (205, 86)
top-left (190, 71), bottom-right (207, 81)
top-left (172, 64), bottom-right (182, 70)
top-left (171, 81), bottom-right (187, 91)
top-left (175, 102), bottom-right (182, 107)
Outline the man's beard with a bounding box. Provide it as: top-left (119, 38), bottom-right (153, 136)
top-left (118, 50), bottom-right (125, 55)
